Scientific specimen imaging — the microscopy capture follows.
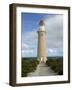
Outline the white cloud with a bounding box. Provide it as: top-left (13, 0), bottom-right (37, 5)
top-left (48, 48), bottom-right (56, 53)
top-left (22, 49), bottom-right (34, 53)
top-left (22, 49), bottom-right (37, 57)
top-left (22, 43), bottom-right (29, 49)
top-left (22, 31), bottom-right (37, 48)
top-left (21, 14), bottom-right (63, 57)
top-left (45, 15), bottom-right (63, 55)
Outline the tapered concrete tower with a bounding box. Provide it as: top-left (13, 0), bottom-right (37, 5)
top-left (37, 20), bottom-right (47, 63)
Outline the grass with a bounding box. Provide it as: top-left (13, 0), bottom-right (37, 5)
top-left (22, 58), bottom-right (39, 77)
top-left (46, 57), bottom-right (63, 75)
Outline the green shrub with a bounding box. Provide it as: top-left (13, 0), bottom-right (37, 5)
top-left (46, 57), bottom-right (63, 75)
top-left (22, 59), bottom-right (39, 77)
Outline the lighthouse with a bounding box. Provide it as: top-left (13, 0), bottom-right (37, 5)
top-left (37, 20), bottom-right (47, 63)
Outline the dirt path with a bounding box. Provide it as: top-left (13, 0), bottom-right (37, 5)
top-left (27, 63), bottom-right (57, 77)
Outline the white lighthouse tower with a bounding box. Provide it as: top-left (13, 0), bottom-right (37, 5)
top-left (37, 20), bottom-right (47, 63)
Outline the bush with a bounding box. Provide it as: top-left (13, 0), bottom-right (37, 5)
top-left (58, 71), bottom-right (63, 75)
top-left (51, 65), bottom-right (56, 70)
top-left (46, 57), bottom-right (63, 75)
top-left (22, 59), bottom-right (39, 77)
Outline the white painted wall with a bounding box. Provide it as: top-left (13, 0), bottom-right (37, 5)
top-left (0, 0), bottom-right (72, 90)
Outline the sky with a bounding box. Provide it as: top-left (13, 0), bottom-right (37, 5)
top-left (21, 13), bottom-right (63, 57)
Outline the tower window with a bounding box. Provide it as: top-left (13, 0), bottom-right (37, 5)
top-left (41, 33), bottom-right (43, 36)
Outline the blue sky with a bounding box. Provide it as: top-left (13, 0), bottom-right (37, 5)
top-left (21, 13), bottom-right (52, 33)
top-left (21, 13), bottom-right (63, 57)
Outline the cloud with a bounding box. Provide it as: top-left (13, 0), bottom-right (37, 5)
top-left (22, 30), bottom-right (37, 49)
top-left (21, 14), bottom-right (63, 57)
top-left (48, 48), bottom-right (56, 53)
top-left (22, 43), bottom-right (30, 49)
top-left (21, 31), bottom-right (38, 57)
top-left (22, 49), bottom-right (37, 57)
top-left (47, 48), bottom-right (63, 56)
top-left (45, 15), bottom-right (63, 56)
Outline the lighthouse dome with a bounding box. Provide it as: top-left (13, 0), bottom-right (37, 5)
top-left (38, 19), bottom-right (46, 32)
top-left (39, 20), bottom-right (45, 26)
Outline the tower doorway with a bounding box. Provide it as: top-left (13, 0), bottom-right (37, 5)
top-left (40, 56), bottom-right (44, 63)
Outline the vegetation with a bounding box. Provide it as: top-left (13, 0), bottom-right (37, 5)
top-left (46, 57), bottom-right (63, 75)
top-left (22, 57), bottom-right (63, 77)
top-left (22, 58), bottom-right (39, 77)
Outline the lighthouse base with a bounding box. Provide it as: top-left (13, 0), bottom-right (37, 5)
top-left (37, 57), bottom-right (47, 64)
